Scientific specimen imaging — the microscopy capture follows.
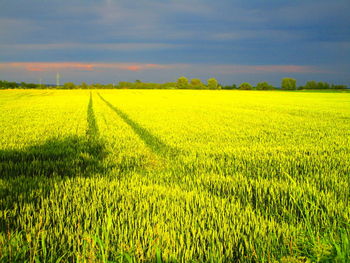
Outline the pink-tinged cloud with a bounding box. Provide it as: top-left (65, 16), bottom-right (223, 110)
top-left (95, 63), bottom-right (169, 71)
top-left (26, 67), bottom-right (45, 72)
top-left (0, 62), bottom-right (329, 75)
top-left (126, 65), bottom-right (141, 71)
top-left (0, 62), bottom-right (170, 72)
top-left (7, 62), bottom-right (95, 72)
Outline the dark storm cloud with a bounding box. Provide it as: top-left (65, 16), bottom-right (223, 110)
top-left (0, 0), bottom-right (349, 85)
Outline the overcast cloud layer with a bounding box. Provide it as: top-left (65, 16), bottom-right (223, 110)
top-left (1, 0), bottom-right (349, 85)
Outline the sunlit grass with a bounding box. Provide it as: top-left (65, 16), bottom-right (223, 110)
top-left (0, 89), bottom-right (349, 262)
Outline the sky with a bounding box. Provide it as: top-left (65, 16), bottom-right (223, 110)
top-left (0, 0), bottom-right (349, 86)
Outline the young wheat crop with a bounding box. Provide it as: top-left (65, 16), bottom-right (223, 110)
top-left (0, 89), bottom-right (349, 262)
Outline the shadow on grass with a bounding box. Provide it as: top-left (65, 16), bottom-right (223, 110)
top-left (0, 135), bottom-right (107, 178)
top-left (0, 93), bottom-right (105, 178)
top-left (87, 92), bottom-right (99, 138)
top-left (0, 93), bottom-right (108, 237)
top-left (98, 93), bottom-right (179, 158)
top-left (0, 135), bottom-right (109, 237)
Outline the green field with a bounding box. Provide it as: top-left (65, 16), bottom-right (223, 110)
top-left (0, 89), bottom-right (349, 262)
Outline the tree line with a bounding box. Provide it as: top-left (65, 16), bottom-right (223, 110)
top-left (222, 78), bottom-right (347, 90)
top-left (0, 78), bottom-right (348, 90)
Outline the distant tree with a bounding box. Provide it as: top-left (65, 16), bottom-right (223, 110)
top-left (301, 81), bottom-right (331, 90)
top-left (20, 82), bottom-right (27, 89)
top-left (0, 80), bottom-right (19, 89)
top-left (176, 77), bottom-right (189, 89)
top-left (118, 81), bottom-right (132, 89)
top-left (222, 84), bottom-right (237, 90)
top-left (0, 80), bottom-right (8, 89)
top-left (10, 81), bottom-right (19, 89)
top-left (331, 84), bottom-right (348, 90)
top-left (63, 82), bottom-right (76, 89)
top-left (239, 82), bottom-right (253, 90)
top-left (20, 82), bottom-right (38, 89)
top-left (304, 80), bottom-right (318, 90)
top-left (104, 84), bottom-right (113, 89)
top-left (317, 82), bottom-right (330, 89)
top-left (281, 78), bottom-right (297, 90)
top-left (160, 82), bottom-right (176, 89)
top-left (93, 83), bottom-right (104, 89)
top-left (190, 78), bottom-right (205, 89)
top-left (207, 78), bottom-right (219, 89)
top-left (256, 81), bottom-right (274, 90)
top-left (81, 82), bottom-right (88, 89)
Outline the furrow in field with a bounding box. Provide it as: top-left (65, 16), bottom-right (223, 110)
top-left (86, 92), bottom-right (100, 139)
top-left (91, 92), bottom-right (163, 173)
top-left (98, 93), bottom-right (177, 157)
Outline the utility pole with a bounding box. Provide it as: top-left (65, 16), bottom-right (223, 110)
top-left (39, 78), bottom-right (42, 89)
top-left (56, 73), bottom-right (60, 88)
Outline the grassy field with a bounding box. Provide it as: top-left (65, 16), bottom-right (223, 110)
top-left (0, 89), bottom-right (349, 262)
